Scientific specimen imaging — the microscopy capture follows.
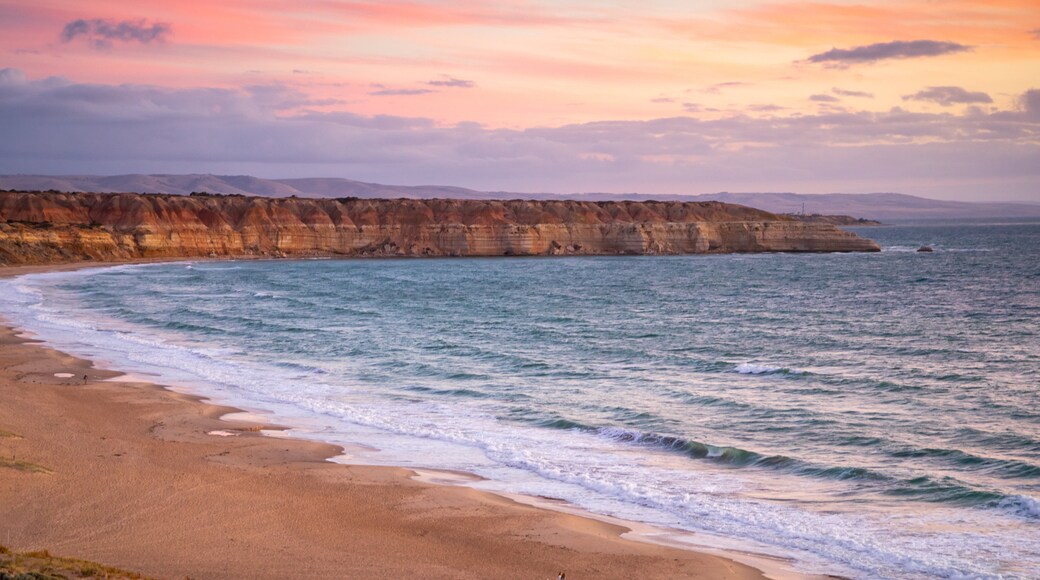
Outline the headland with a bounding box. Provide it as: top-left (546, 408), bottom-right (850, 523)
top-left (0, 191), bottom-right (879, 264)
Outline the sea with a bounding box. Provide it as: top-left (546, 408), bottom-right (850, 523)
top-left (2, 221), bottom-right (1038, 579)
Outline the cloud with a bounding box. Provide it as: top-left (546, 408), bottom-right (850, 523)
top-left (1031, 29), bottom-right (1040, 40)
top-left (369, 88), bottom-right (437, 96)
top-left (810, 94), bottom-right (840, 103)
top-left (324, 1), bottom-right (596, 29)
top-left (1021, 89), bottom-right (1040, 118)
top-left (651, 97), bottom-right (675, 104)
top-left (426, 76), bottom-right (476, 88)
top-left (60, 18), bottom-right (171, 49)
top-left (903, 86), bottom-right (993, 106)
top-left (245, 84), bottom-right (346, 110)
top-left (0, 70), bottom-right (1037, 199)
top-left (806, 40), bottom-right (971, 66)
top-left (747, 104), bottom-right (786, 112)
top-left (702, 82), bottom-right (751, 94)
top-left (833, 88), bottom-right (874, 98)
top-left (0, 68), bottom-right (27, 86)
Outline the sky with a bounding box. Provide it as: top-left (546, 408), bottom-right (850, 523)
top-left (0, 0), bottom-right (1038, 201)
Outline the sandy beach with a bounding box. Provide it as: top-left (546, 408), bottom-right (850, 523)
top-left (0, 262), bottom-right (770, 580)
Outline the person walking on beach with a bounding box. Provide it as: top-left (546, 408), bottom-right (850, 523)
top-left (557, 572), bottom-right (565, 580)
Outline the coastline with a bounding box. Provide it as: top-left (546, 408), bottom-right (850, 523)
top-left (0, 260), bottom-right (801, 580)
top-left (0, 191), bottom-right (881, 265)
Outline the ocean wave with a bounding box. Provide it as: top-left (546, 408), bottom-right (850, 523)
top-left (548, 423), bottom-right (1039, 512)
top-left (272, 361), bottom-right (329, 375)
top-left (682, 394), bottom-right (752, 409)
top-left (464, 419), bottom-right (1035, 577)
top-left (592, 427), bottom-right (887, 478)
top-left (891, 447), bottom-right (1040, 478)
top-left (954, 427), bottom-right (1040, 454)
top-left (536, 417), bottom-right (590, 431)
top-left (403, 385), bottom-right (490, 398)
top-left (603, 427), bottom-right (767, 465)
top-left (733, 362), bottom-right (806, 375)
top-left (997, 495), bottom-right (1040, 519)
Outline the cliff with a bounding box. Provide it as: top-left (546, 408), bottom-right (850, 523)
top-left (0, 191), bottom-right (880, 265)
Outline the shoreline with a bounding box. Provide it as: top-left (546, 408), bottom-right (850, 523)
top-left (0, 260), bottom-right (819, 579)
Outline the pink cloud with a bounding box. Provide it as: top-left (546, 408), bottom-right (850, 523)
top-left (2, 70), bottom-right (1038, 199)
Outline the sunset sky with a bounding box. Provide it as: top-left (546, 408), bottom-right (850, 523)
top-left (1, 0), bottom-right (1038, 200)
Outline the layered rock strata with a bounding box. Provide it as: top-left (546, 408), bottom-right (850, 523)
top-left (0, 191), bottom-right (880, 265)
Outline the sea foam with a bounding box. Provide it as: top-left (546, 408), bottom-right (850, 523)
top-left (733, 363), bottom-right (804, 375)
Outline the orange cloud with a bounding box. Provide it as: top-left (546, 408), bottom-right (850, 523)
top-left (316, 0), bottom-right (601, 28)
top-left (661, 0), bottom-right (1040, 47)
top-left (3, 0), bottom-right (1038, 129)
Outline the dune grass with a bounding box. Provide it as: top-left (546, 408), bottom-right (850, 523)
top-left (0, 545), bottom-right (148, 579)
top-left (0, 460), bottom-right (51, 474)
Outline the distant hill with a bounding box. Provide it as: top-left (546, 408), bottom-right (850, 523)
top-left (685, 192), bottom-right (1040, 222)
top-left (1, 173), bottom-right (1037, 221)
top-left (0, 173), bottom-right (489, 200)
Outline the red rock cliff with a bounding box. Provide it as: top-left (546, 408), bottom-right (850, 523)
top-left (0, 191), bottom-right (880, 264)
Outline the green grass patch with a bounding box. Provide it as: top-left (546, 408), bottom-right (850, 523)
top-left (0, 430), bottom-right (22, 440)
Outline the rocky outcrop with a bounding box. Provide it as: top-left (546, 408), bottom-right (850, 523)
top-left (0, 191), bottom-right (880, 265)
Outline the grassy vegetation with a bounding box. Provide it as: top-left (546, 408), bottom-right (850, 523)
top-left (0, 460), bottom-right (52, 474)
top-left (0, 545), bottom-right (148, 579)
top-left (0, 430), bottom-right (22, 439)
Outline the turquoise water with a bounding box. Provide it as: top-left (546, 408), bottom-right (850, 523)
top-left (3, 222), bottom-right (1038, 578)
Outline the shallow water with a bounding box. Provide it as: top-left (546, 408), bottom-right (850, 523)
top-left (3, 221), bottom-right (1038, 578)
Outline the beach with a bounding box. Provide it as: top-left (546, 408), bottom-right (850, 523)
top-left (0, 262), bottom-right (770, 580)
top-left (3, 220), bottom-right (1036, 579)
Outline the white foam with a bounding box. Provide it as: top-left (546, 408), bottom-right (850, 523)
top-left (998, 494), bottom-right (1040, 519)
top-left (734, 363), bottom-right (803, 375)
top-left (735, 363), bottom-right (780, 374)
top-left (53, 372), bottom-right (75, 378)
top-left (222, 411), bottom-right (272, 424)
top-left (882, 245), bottom-right (925, 253)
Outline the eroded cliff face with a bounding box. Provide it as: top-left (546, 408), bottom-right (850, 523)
top-left (0, 191), bottom-right (880, 265)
